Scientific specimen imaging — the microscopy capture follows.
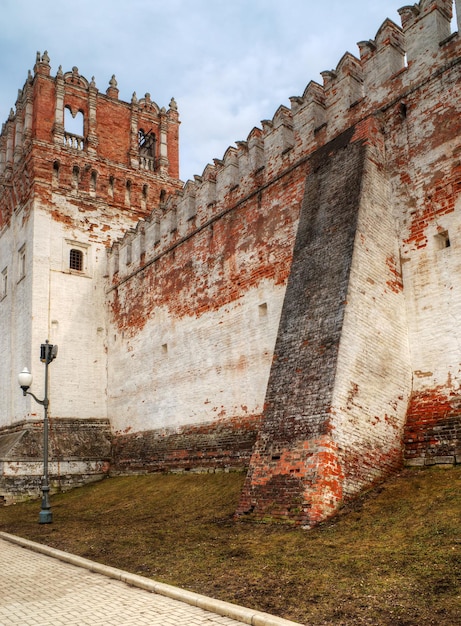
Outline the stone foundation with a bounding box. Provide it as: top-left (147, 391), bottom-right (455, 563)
top-left (0, 419), bottom-right (112, 504)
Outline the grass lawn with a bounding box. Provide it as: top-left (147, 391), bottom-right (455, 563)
top-left (1, 467), bottom-right (460, 625)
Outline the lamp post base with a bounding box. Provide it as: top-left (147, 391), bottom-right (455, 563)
top-left (39, 508), bottom-right (53, 524)
top-left (39, 485), bottom-right (52, 524)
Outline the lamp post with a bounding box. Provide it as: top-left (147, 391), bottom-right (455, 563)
top-left (18, 340), bottom-right (58, 524)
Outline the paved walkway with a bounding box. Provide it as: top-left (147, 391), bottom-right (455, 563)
top-left (0, 533), bottom-right (301, 626)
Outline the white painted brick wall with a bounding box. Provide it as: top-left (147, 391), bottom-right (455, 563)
top-left (107, 280), bottom-right (285, 433)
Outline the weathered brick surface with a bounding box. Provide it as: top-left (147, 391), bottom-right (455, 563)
top-left (2, 2), bottom-right (461, 522)
top-left (112, 415), bottom-right (260, 473)
top-left (404, 389), bottom-right (461, 464)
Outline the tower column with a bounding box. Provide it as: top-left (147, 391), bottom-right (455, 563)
top-left (158, 109), bottom-right (169, 174)
top-left (53, 67), bottom-right (65, 146)
top-left (87, 78), bottom-right (98, 153)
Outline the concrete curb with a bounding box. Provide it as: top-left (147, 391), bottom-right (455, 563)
top-left (0, 531), bottom-right (303, 626)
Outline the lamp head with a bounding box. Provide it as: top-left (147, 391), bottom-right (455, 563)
top-left (18, 367), bottom-right (33, 395)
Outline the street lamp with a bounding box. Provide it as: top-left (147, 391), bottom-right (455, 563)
top-left (18, 340), bottom-right (58, 524)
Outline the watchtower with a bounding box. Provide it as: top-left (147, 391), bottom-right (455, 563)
top-left (0, 52), bottom-right (182, 501)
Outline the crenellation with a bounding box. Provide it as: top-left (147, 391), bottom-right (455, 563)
top-left (320, 68), bottom-right (336, 89)
top-left (290, 81), bottom-right (326, 154)
top-left (246, 127), bottom-right (265, 173)
top-left (273, 105), bottom-right (295, 151)
top-left (215, 146), bottom-right (239, 198)
top-left (141, 211), bottom-right (160, 260)
top-left (357, 39), bottom-right (377, 62)
top-left (152, 212), bottom-right (161, 246)
top-left (259, 107), bottom-right (295, 177)
top-left (234, 139), bottom-right (252, 181)
top-left (194, 164), bottom-right (217, 224)
top-left (158, 203), bottom-right (173, 245)
top-left (320, 53), bottom-right (364, 138)
top-left (179, 180), bottom-right (197, 223)
top-left (359, 20), bottom-right (406, 104)
top-left (168, 198), bottom-right (179, 234)
top-left (120, 229), bottom-right (135, 269)
top-left (398, 0), bottom-right (453, 69)
top-left (137, 222), bottom-right (146, 261)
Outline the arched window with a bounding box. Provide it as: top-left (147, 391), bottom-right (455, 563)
top-left (69, 248), bottom-right (83, 271)
top-left (138, 129), bottom-right (156, 171)
top-left (64, 107), bottom-right (84, 137)
top-left (72, 165), bottom-right (80, 190)
top-left (125, 180), bottom-right (132, 206)
top-left (141, 184), bottom-right (148, 210)
top-left (90, 170), bottom-right (97, 195)
top-left (52, 161), bottom-right (60, 186)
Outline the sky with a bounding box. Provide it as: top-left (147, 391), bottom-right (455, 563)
top-left (0, 0), bottom-right (449, 183)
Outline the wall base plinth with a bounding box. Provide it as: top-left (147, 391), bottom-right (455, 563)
top-left (0, 419), bottom-right (112, 504)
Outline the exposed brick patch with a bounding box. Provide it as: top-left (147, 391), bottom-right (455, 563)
top-left (112, 415), bottom-right (261, 473)
top-left (404, 387), bottom-right (461, 463)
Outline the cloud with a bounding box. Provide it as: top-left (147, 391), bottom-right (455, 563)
top-left (0, 0), bottom-right (421, 181)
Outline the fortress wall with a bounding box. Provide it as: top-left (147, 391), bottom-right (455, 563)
top-left (107, 161), bottom-right (304, 470)
top-left (3, 1), bottom-right (461, 510)
top-left (107, 1), bottom-right (461, 289)
top-left (107, 0), bottom-right (461, 501)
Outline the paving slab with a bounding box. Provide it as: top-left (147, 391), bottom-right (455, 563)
top-left (0, 532), bottom-right (302, 626)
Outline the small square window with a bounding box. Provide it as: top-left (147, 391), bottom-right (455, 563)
top-left (18, 245), bottom-right (26, 282)
top-left (435, 230), bottom-right (450, 250)
top-left (69, 248), bottom-right (83, 271)
top-left (63, 239), bottom-right (90, 276)
top-left (259, 302), bottom-right (268, 317)
top-left (1, 267), bottom-right (7, 299)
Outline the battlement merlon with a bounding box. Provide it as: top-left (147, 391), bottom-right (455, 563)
top-left (0, 52), bottom-right (180, 181)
